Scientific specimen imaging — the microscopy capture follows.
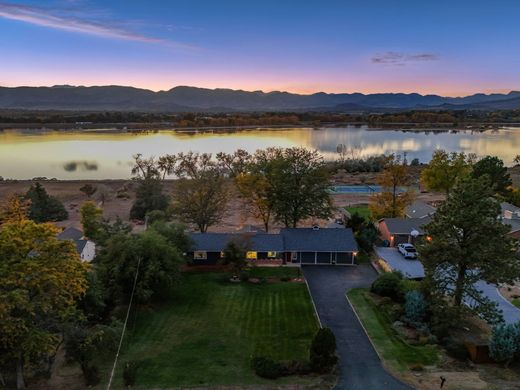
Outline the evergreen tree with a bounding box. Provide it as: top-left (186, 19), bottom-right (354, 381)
top-left (25, 182), bottom-right (68, 222)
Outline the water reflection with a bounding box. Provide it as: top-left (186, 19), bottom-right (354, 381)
top-left (63, 161), bottom-right (98, 172)
top-left (0, 126), bottom-right (519, 179)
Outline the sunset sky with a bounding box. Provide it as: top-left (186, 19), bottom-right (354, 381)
top-left (1, 0), bottom-right (519, 96)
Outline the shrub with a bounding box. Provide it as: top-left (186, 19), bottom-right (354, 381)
top-left (123, 361), bottom-right (139, 387)
top-left (310, 328), bottom-right (337, 373)
top-left (400, 279), bottom-right (420, 295)
top-left (251, 356), bottom-right (284, 379)
top-left (371, 272), bottom-right (404, 302)
top-left (409, 363), bottom-right (424, 371)
top-left (280, 276), bottom-right (291, 282)
top-left (489, 322), bottom-right (520, 366)
top-left (443, 338), bottom-right (469, 361)
top-left (81, 364), bottom-right (100, 386)
top-left (404, 290), bottom-right (427, 325)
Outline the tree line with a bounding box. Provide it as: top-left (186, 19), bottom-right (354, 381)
top-left (129, 147), bottom-right (333, 232)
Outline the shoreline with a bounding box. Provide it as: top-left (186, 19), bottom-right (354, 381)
top-left (2, 122), bottom-right (520, 133)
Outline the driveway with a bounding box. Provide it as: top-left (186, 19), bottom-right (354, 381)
top-left (375, 248), bottom-right (520, 324)
top-left (303, 265), bottom-right (414, 390)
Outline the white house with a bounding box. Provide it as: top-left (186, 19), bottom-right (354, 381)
top-left (57, 227), bottom-right (96, 262)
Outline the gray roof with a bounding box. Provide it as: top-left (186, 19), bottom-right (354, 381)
top-left (190, 233), bottom-right (284, 252)
top-left (280, 228), bottom-right (358, 252)
top-left (503, 218), bottom-right (520, 233)
top-left (76, 239), bottom-right (88, 253)
top-left (380, 218), bottom-right (429, 235)
top-left (190, 228), bottom-right (358, 253)
top-left (501, 202), bottom-right (520, 215)
top-left (405, 200), bottom-right (436, 219)
top-left (57, 227), bottom-right (84, 241)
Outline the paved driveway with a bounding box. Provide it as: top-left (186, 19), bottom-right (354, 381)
top-left (375, 248), bottom-right (520, 324)
top-left (303, 265), bottom-right (414, 390)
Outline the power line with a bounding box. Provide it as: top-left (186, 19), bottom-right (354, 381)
top-left (106, 255), bottom-right (141, 390)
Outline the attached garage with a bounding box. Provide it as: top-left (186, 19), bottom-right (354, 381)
top-left (281, 227), bottom-right (358, 266)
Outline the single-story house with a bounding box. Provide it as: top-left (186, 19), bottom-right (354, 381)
top-left (405, 200), bottom-right (436, 219)
top-left (57, 227), bottom-right (96, 262)
top-left (501, 202), bottom-right (520, 240)
top-left (377, 217), bottom-right (430, 246)
top-left (188, 226), bottom-right (358, 266)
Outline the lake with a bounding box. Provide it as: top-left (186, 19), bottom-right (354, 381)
top-left (1, 126), bottom-right (519, 179)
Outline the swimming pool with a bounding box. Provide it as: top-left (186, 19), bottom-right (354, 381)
top-left (329, 185), bottom-right (407, 194)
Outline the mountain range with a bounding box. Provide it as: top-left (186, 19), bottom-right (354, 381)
top-left (1, 85), bottom-right (520, 112)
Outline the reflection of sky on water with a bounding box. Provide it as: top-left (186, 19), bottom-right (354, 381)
top-left (0, 127), bottom-right (519, 179)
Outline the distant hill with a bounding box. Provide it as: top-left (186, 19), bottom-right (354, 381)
top-left (0, 85), bottom-right (519, 112)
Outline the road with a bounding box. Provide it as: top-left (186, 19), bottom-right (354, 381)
top-left (303, 265), bottom-right (414, 390)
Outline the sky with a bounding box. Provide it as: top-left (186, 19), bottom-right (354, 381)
top-left (0, 0), bottom-right (519, 96)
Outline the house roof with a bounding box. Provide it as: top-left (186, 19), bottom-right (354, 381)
top-left (189, 227), bottom-right (358, 253)
top-left (501, 202), bottom-right (520, 215)
top-left (57, 227), bottom-right (84, 241)
top-left (280, 228), bottom-right (358, 252)
top-left (380, 218), bottom-right (429, 235)
top-left (76, 239), bottom-right (88, 253)
top-left (405, 200), bottom-right (436, 219)
top-left (189, 233), bottom-right (284, 252)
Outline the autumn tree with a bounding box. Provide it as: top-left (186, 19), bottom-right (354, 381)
top-left (419, 177), bottom-right (520, 323)
top-left (216, 149), bottom-right (252, 178)
top-left (369, 154), bottom-right (414, 219)
top-left (25, 182), bottom-right (68, 222)
top-left (0, 203), bottom-right (88, 389)
top-left (471, 156), bottom-right (512, 197)
top-left (171, 152), bottom-right (229, 232)
top-left (79, 184), bottom-right (97, 199)
top-left (420, 150), bottom-right (473, 196)
top-left (235, 171), bottom-right (273, 232)
top-left (80, 201), bottom-right (103, 240)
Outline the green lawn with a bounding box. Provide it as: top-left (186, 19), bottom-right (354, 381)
top-left (345, 205), bottom-right (371, 220)
top-left (105, 272), bottom-right (319, 388)
top-left (512, 298), bottom-right (520, 309)
top-left (347, 288), bottom-right (438, 372)
top-left (247, 266), bottom-right (302, 279)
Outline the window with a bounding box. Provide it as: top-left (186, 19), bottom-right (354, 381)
top-left (267, 251), bottom-right (277, 258)
top-left (246, 251), bottom-right (257, 260)
top-left (220, 251), bottom-right (225, 258)
top-left (193, 251), bottom-right (207, 260)
top-left (291, 251), bottom-right (298, 260)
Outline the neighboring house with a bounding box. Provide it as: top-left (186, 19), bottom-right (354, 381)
top-left (405, 200), bottom-right (436, 219)
top-left (377, 217), bottom-right (430, 246)
top-left (57, 227), bottom-right (96, 262)
top-left (188, 226), bottom-right (358, 266)
top-left (501, 202), bottom-right (520, 240)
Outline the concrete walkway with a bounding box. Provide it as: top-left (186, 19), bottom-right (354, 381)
top-left (303, 265), bottom-right (414, 390)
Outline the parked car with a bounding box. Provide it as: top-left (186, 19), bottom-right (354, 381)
top-left (397, 243), bottom-right (418, 259)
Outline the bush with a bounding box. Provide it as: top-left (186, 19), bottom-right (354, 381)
top-left (404, 290), bottom-right (427, 325)
top-left (371, 272), bottom-right (404, 302)
top-left (123, 361), bottom-right (139, 387)
top-left (81, 364), bottom-right (100, 386)
top-left (489, 322), bottom-right (520, 366)
top-left (310, 328), bottom-right (337, 373)
top-left (251, 356), bottom-right (285, 379)
top-left (280, 276), bottom-right (291, 282)
top-left (443, 338), bottom-right (469, 361)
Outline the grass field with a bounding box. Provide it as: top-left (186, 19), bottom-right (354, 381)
top-left (347, 288), bottom-right (438, 372)
top-left (345, 205), bottom-right (371, 220)
top-left (106, 272), bottom-right (319, 388)
top-left (513, 298), bottom-right (520, 309)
